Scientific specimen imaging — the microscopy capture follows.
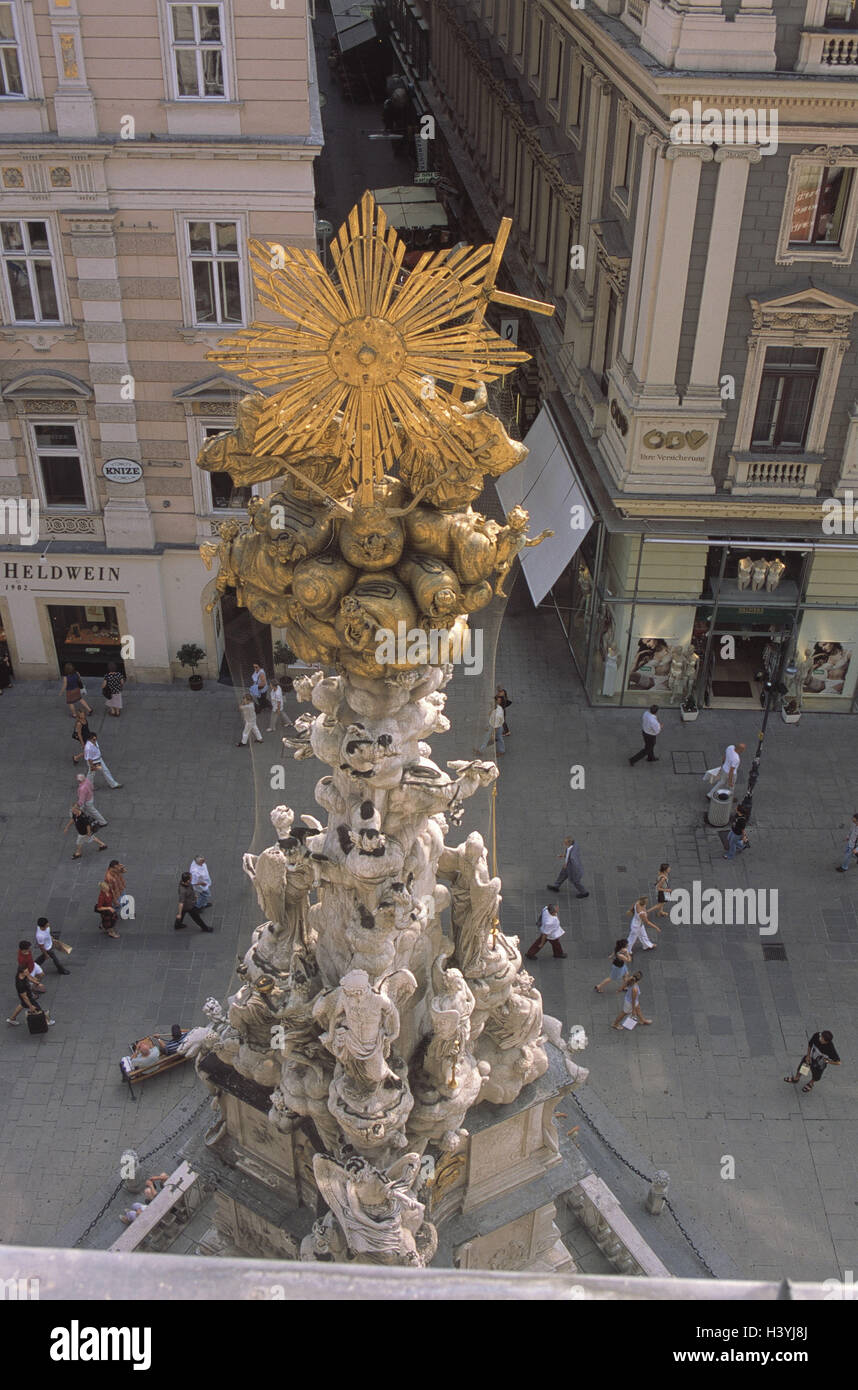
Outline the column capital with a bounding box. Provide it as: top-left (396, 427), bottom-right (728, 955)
top-left (665, 144), bottom-right (715, 162)
top-left (714, 145), bottom-right (762, 164)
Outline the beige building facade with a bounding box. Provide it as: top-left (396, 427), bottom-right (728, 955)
top-left (386, 0), bottom-right (858, 711)
top-left (0, 0), bottom-right (321, 682)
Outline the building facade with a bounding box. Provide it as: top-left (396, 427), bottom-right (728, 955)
top-left (386, 0), bottom-right (858, 712)
top-left (0, 0), bottom-right (321, 683)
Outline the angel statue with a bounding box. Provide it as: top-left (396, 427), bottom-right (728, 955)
top-left (439, 831), bottom-right (502, 976)
top-left (309, 1152), bottom-right (437, 1266)
top-left (424, 951), bottom-right (476, 1091)
top-left (312, 968), bottom-right (417, 1092)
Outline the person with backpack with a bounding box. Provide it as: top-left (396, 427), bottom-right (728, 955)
top-left (524, 903), bottom-right (567, 959)
top-left (723, 802), bottom-right (751, 860)
top-left (63, 803), bottom-right (108, 858)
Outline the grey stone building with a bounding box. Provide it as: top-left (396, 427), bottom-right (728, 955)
top-left (385, 0), bottom-right (858, 713)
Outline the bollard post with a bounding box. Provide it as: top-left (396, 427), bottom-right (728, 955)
top-left (646, 1170), bottom-right (670, 1215)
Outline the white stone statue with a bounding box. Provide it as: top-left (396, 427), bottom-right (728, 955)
top-left (439, 831), bottom-right (501, 977)
top-left (313, 968), bottom-right (416, 1091)
top-left (424, 951), bottom-right (476, 1092)
top-left (306, 1152), bottom-right (437, 1266)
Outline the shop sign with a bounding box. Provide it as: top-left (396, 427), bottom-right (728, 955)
top-left (2, 560), bottom-right (121, 588)
top-left (102, 458), bottom-right (143, 484)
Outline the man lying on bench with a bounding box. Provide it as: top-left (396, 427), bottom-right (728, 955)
top-left (119, 1026), bottom-right (189, 1086)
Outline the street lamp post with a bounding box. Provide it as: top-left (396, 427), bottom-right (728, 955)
top-left (742, 622), bottom-right (793, 823)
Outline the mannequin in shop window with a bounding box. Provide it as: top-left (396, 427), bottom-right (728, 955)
top-left (751, 558), bottom-right (770, 592)
top-left (737, 557), bottom-right (752, 591)
top-left (766, 557), bottom-right (786, 592)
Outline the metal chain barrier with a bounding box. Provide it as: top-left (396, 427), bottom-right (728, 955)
top-left (570, 1089), bottom-right (717, 1278)
top-left (73, 1094), bottom-right (210, 1248)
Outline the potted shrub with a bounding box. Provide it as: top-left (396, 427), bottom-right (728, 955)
top-left (273, 639), bottom-right (295, 678)
top-left (680, 694), bottom-right (699, 722)
top-left (177, 643), bottom-right (206, 690)
top-left (781, 697), bottom-right (801, 724)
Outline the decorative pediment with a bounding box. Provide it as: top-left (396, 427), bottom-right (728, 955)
top-left (799, 145), bottom-right (857, 166)
top-left (1, 370), bottom-right (91, 399)
top-left (173, 373), bottom-right (248, 402)
top-left (749, 285), bottom-right (858, 334)
top-left (592, 220), bottom-right (631, 297)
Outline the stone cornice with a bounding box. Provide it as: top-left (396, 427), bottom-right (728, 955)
top-left (615, 498), bottom-right (827, 520)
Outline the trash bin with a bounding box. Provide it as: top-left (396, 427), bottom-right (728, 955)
top-left (707, 787), bottom-right (734, 827)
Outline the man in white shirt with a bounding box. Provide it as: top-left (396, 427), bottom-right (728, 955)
top-left (189, 855), bottom-right (212, 910)
top-left (629, 704), bottom-right (662, 765)
top-left (83, 733), bottom-right (122, 788)
top-left (524, 903), bottom-right (567, 959)
top-left (267, 679), bottom-right (295, 735)
top-left (707, 742), bottom-right (746, 799)
top-left (35, 917), bottom-right (70, 976)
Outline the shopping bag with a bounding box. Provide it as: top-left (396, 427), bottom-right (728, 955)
top-left (27, 1011), bottom-right (49, 1035)
top-left (703, 766), bottom-right (720, 784)
top-left (621, 1016), bottom-right (638, 1030)
top-left (54, 939), bottom-right (72, 955)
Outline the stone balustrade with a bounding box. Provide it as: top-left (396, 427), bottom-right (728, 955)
top-left (562, 1173), bottom-right (672, 1278)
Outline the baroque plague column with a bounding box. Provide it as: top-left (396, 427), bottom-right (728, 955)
top-left (183, 195), bottom-right (589, 1271)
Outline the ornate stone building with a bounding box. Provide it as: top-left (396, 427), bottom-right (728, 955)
top-left (385, 0), bottom-right (858, 712)
top-left (0, 0), bottom-right (320, 681)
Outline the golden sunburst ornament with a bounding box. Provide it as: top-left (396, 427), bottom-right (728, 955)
top-left (206, 192), bottom-right (552, 504)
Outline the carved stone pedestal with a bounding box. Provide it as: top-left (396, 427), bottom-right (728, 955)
top-left (188, 1042), bottom-right (585, 1272)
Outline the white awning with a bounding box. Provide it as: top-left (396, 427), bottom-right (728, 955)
top-left (373, 185), bottom-right (448, 230)
top-left (495, 404), bottom-right (595, 606)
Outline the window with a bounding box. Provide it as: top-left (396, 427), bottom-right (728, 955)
top-left (567, 59), bottom-right (584, 142)
top-left (513, 0), bottom-right (525, 60)
top-left (0, 220), bottom-right (60, 323)
top-left (203, 426), bottom-right (251, 509)
top-left (32, 423), bottom-right (86, 507)
top-left (616, 123), bottom-right (635, 196)
top-left (789, 165), bottom-right (853, 247)
top-left (0, 2), bottom-right (23, 95)
top-left (826, 0), bottom-right (857, 25)
top-left (496, 0), bottom-right (509, 42)
top-left (547, 35), bottom-right (563, 106)
top-left (530, 14), bottom-right (543, 81)
top-left (750, 348), bottom-right (822, 451)
top-left (186, 220), bottom-right (242, 325)
top-left (169, 3), bottom-right (225, 98)
top-left (599, 290), bottom-right (619, 395)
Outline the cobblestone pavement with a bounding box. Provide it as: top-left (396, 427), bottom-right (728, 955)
top-left (3, 575), bottom-right (858, 1279)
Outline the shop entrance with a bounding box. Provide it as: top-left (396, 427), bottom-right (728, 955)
top-left (218, 589), bottom-right (272, 688)
top-left (702, 618), bottom-right (791, 710)
top-left (48, 604), bottom-right (123, 678)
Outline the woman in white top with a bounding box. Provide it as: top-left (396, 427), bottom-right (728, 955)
top-left (476, 696), bottom-right (506, 757)
top-left (627, 896), bottom-right (661, 953)
top-left (267, 679), bottom-right (295, 734)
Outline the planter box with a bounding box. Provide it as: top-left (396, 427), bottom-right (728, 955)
top-left (781, 710), bottom-right (801, 724)
top-left (680, 709), bottom-right (699, 722)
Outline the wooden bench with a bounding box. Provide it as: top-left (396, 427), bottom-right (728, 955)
top-left (120, 1035), bottom-right (189, 1098)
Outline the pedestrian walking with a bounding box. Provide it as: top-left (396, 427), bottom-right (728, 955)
top-left (75, 771), bottom-right (107, 828)
top-left (629, 704), bottom-right (661, 765)
top-left (267, 679), bottom-right (295, 735)
top-left (723, 802), bottom-right (751, 860)
top-left (627, 896), bottom-right (661, 953)
top-left (476, 696), bottom-right (505, 757)
top-left (250, 663), bottom-right (269, 712)
top-left (71, 709), bottom-right (92, 765)
top-left (653, 863), bottom-right (671, 917)
top-left (102, 661), bottom-right (125, 717)
top-left (785, 1030), bottom-right (841, 1093)
top-left (63, 803), bottom-right (108, 858)
top-left (104, 859), bottom-right (127, 910)
top-left (836, 812), bottom-right (858, 872)
top-left (495, 686), bottom-right (512, 736)
top-left (83, 732), bottom-right (122, 788)
top-left (8, 965), bottom-right (54, 1028)
top-left (95, 880), bottom-right (120, 938)
top-left (60, 663), bottom-right (91, 718)
top-left (34, 918), bottom-right (70, 976)
top-left (611, 971), bottom-right (652, 1029)
top-left (546, 836), bottom-right (589, 898)
top-left (594, 938), bottom-right (632, 993)
top-left (237, 692), bottom-right (263, 745)
top-left (705, 742), bottom-right (746, 799)
top-left (17, 941), bottom-right (46, 995)
top-left (524, 903), bottom-right (567, 959)
top-left (174, 871), bottom-right (214, 931)
top-left (189, 854), bottom-right (213, 910)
